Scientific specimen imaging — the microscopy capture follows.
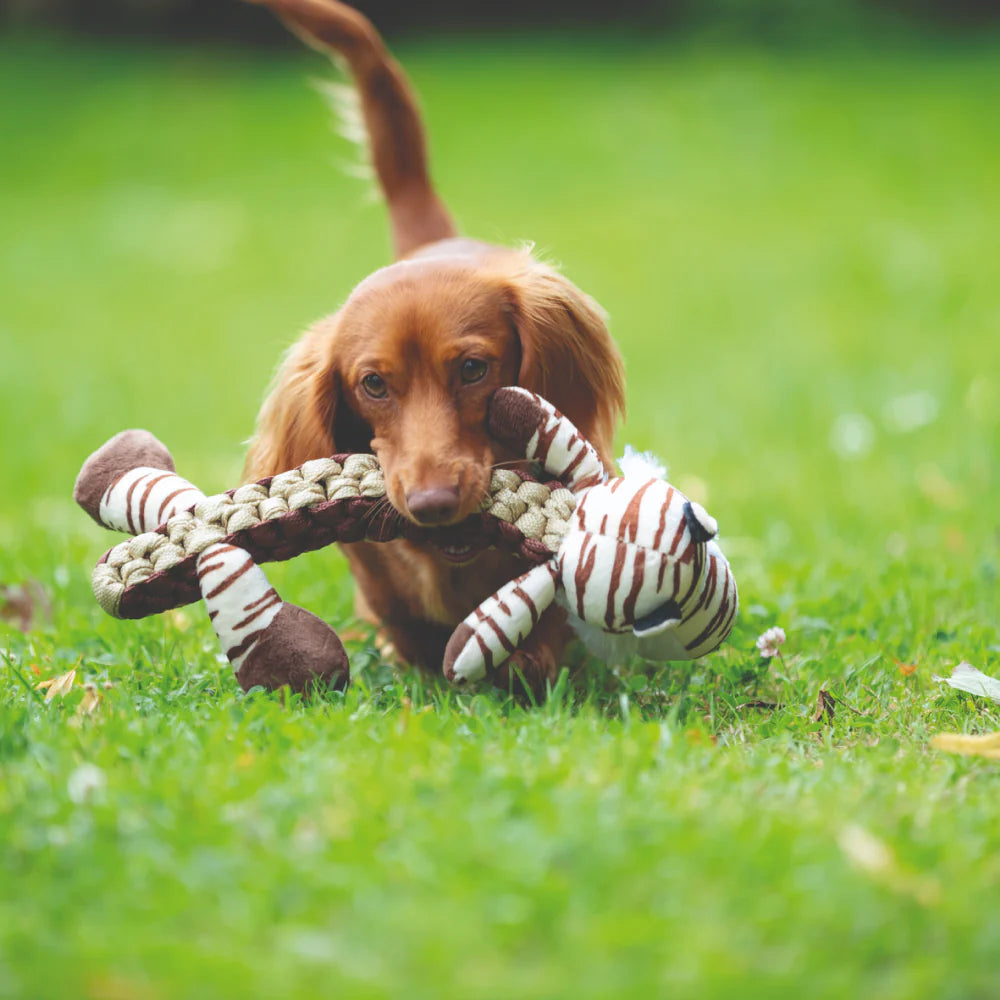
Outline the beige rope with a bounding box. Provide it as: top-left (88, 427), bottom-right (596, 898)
top-left (93, 461), bottom-right (577, 617)
top-left (481, 469), bottom-right (576, 553)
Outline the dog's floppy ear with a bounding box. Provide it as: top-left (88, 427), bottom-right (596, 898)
top-left (243, 316), bottom-right (372, 482)
top-left (502, 255), bottom-right (625, 467)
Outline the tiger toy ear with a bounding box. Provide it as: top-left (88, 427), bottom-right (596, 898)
top-left (683, 500), bottom-right (718, 543)
top-left (487, 387), bottom-right (609, 492)
top-left (443, 562), bottom-right (560, 684)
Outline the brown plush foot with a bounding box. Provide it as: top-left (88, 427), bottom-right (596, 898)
top-left (234, 603), bottom-right (350, 695)
top-left (74, 429), bottom-right (175, 525)
top-left (442, 622), bottom-right (476, 684)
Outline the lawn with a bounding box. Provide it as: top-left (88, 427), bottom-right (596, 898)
top-left (2, 24), bottom-right (1000, 1000)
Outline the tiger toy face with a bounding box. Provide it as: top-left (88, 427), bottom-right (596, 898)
top-left (443, 387), bottom-right (738, 686)
top-left (557, 460), bottom-right (728, 660)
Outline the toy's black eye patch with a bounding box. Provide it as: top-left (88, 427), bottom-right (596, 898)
top-left (633, 599), bottom-right (683, 637)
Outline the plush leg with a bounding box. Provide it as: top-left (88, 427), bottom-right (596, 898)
top-left (74, 430), bottom-right (349, 693)
top-left (443, 561), bottom-right (559, 684)
top-left (488, 387), bottom-right (609, 490)
top-left (197, 542), bottom-right (348, 693)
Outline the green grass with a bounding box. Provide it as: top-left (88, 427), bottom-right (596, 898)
top-left (2, 27), bottom-right (1000, 1000)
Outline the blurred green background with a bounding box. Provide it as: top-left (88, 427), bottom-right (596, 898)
top-left (2, 5), bottom-right (1000, 998)
top-left (1, 10), bottom-right (997, 594)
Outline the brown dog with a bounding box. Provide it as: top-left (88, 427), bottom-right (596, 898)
top-left (243, 0), bottom-right (625, 692)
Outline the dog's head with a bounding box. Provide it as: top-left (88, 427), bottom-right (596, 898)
top-left (245, 247), bottom-right (625, 532)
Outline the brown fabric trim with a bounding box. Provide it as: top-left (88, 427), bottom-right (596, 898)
top-left (442, 622), bottom-right (476, 682)
top-left (110, 489), bottom-right (563, 620)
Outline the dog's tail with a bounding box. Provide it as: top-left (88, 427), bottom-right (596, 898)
top-left (248, 0), bottom-right (457, 258)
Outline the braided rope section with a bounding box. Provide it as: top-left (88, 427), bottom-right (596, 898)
top-left (93, 457), bottom-right (577, 620)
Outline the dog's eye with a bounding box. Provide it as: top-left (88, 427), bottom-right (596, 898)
top-left (460, 359), bottom-right (488, 384)
top-left (361, 373), bottom-right (388, 399)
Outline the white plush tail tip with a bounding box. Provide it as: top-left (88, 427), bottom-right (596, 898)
top-left (618, 445), bottom-right (667, 481)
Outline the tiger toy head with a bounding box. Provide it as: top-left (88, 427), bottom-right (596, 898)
top-left (443, 387), bottom-right (738, 684)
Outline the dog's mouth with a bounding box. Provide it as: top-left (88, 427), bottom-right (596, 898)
top-left (435, 539), bottom-right (487, 565)
top-left (439, 544), bottom-right (485, 565)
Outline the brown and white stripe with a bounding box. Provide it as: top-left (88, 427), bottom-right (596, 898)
top-left (196, 542), bottom-right (283, 674)
top-left (98, 467), bottom-right (204, 536)
top-left (76, 429), bottom-right (346, 692)
top-left (494, 388), bottom-right (608, 492)
top-left (559, 476), bottom-right (736, 659)
top-left (92, 459), bottom-right (287, 680)
top-left (668, 539), bottom-right (739, 659)
top-left (443, 562), bottom-right (560, 683)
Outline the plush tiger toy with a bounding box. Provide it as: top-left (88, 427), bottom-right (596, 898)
top-left (75, 389), bottom-right (736, 695)
top-left (443, 388), bottom-right (738, 685)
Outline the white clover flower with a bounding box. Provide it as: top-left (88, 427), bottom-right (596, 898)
top-left (756, 626), bottom-right (787, 659)
top-left (829, 413), bottom-right (875, 460)
top-left (67, 763), bottom-right (106, 805)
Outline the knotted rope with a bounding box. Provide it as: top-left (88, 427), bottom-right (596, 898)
top-left (93, 457), bottom-right (577, 620)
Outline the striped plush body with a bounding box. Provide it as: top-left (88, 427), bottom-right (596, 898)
top-left (74, 430), bottom-right (348, 693)
top-left (196, 542), bottom-right (283, 674)
top-left (444, 388), bottom-right (738, 684)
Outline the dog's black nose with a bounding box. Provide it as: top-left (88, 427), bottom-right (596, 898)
top-left (406, 486), bottom-right (461, 525)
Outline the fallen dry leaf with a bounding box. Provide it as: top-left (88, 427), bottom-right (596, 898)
top-left (86, 972), bottom-right (161, 1000)
top-left (69, 689), bottom-right (103, 728)
top-left (916, 463), bottom-right (963, 509)
top-left (934, 662), bottom-right (1000, 704)
top-left (839, 824), bottom-right (893, 874)
top-left (931, 732), bottom-right (1000, 759)
top-left (0, 580), bottom-right (50, 632)
top-left (79, 683), bottom-right (101, 714)
top-left (37, 668), bottom-right (77, 702)
top-left (812, 688), bottom-right (837, 723)
top-left (838, 824), bottom-right (940, 906)
top-left (944, 526), bottom-right (966, 552)
top-left (684, 728), bottom-right (717, 747)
